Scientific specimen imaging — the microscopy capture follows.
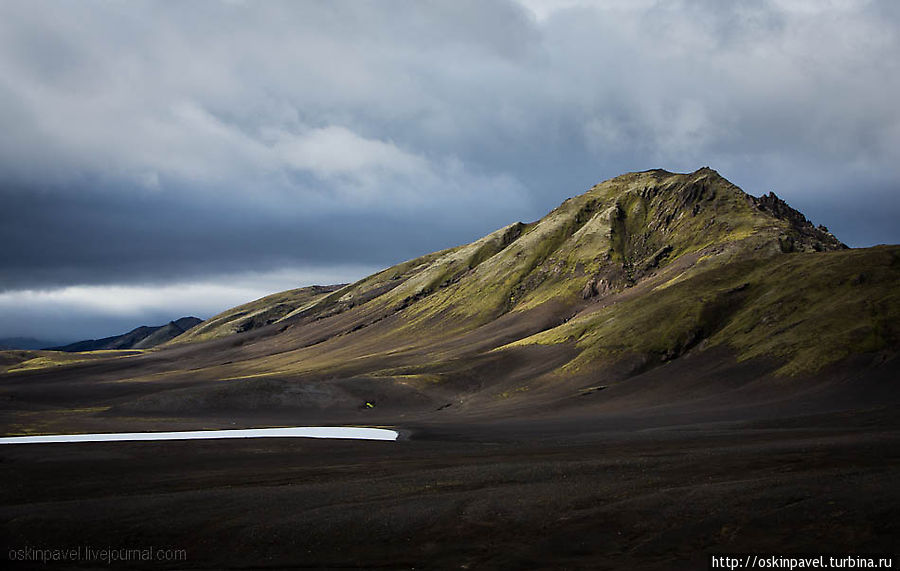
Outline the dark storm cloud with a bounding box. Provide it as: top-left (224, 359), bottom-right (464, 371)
top-left (1, 0), bottom-right (899, 338)
top-left (0, 180), bottom-right (525, 291)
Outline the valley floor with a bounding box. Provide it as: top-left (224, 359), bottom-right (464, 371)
top-left (2, 407), bottom-right (899, 570)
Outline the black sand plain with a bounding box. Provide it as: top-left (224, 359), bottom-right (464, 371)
top-left (2, 342), bottom-right (898, 570)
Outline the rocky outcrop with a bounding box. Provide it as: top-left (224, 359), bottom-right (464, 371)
top-left (750, 191), bottom-right (847, 252)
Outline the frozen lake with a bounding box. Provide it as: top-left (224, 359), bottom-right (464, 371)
top-left (0, 426), bottom-right (399, 444)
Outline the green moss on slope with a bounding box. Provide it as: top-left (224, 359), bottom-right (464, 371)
top-left (167, 167), bottom-right (878, 381)
top-left (507, 246), bottom-right (900, 376)
top-left (169, 285), bottom-right (344, 344)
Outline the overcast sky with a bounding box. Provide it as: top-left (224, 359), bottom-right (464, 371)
top-left (1, 0), bottom-right (899, 341)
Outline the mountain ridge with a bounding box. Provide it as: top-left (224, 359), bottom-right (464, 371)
top-left (2, 167), bottom-right (896, 431)
top-left (168, 167), bottom-right (850, 348)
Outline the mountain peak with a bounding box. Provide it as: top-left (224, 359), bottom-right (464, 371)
top-left (749, 191), bottom-right (845, 252)
top-left (212, 167), bottom-right (848, 339)
top-left (584, 167), bottom-right (844, 253)
top-left (152, 168), bottom-right (865, 383)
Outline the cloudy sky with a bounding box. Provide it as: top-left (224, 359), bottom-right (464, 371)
top-left (1, 0), bottom-right (899, 342)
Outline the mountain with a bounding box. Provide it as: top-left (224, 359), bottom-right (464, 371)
top-left (50, 316), bottom-right (203, 352)
top-left (0, 337), bottom-right (64, 350)
top-left (6, 167), bottom-right (899, 423)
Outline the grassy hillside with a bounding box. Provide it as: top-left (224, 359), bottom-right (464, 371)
top-left (142, 168), bottom-right (891, 393)
top-left (507, 245), bottom-right (899, 376)
top-left (179, 167), bottom-right (845, 346)
top-left (168, 285), bottom-right (343, 344)
top-left (0, 349), bottom-right (143, 374)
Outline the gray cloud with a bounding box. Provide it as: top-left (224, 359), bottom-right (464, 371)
top-left (1, 0), bottom-right (899, 338)
top-left (0, 266), bottom-right (379, 342)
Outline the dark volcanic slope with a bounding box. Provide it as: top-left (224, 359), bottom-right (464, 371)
top-left (1, 167), bottom-right (896, 434)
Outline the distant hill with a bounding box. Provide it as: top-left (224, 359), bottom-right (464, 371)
top-left (50, 317), bottom-right (203, 352)
top-left (0, 337), bottom-right (64, 350)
